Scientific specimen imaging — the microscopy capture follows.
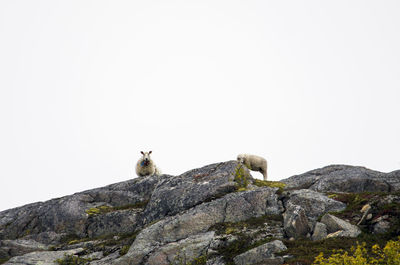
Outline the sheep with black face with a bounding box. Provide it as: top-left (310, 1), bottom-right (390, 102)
top-left (136, 151), bottom-right (161, 177)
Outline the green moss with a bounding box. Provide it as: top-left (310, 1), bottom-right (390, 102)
top-left (234, 165), bottom-right (250, 190)
top-left (85, 201), bottom-right (149, 216)
top-left (188, 255), bottom-right (207, 265)
top-left (85, 206), bottom-right (111, 216)
top-left (253, 179), bottom-right (286, 194)
top-left (0, 258), bottom-right (10, 265)
top-left (60, 234), bottom-right (81, 245)
top-left (119, 245), bottom-right (130, 256)
top-left (55, 254), bottom-right (91, 265)
top-left (173, 254), bottom-right (207, 265)
top-left (210, 214), bottom-right (283, 236)
top-left (68, 239), bottom-right (83, 245)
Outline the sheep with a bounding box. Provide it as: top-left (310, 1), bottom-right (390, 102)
top-left (136, 151), bottom-right (161, 177)
top-left (237, 154), bottom-right (268, 181)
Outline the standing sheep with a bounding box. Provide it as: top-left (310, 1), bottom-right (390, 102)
top-left (136, 151), bottom-right (161, 177)
top-left (237, 154), bottom-right (268, 181)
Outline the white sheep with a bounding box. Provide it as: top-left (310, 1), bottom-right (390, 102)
top-left (237, 154), bottom-right (268, 181)
top-left (136, 151), bottom-right (161, 177)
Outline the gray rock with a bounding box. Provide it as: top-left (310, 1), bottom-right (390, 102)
top-left (386, 170), bottom-right (400, 191)
top-left (373, 220), bottom-right (391, 234)
top-left (206, 256), bottom-right (226, 265)
top-left (283, 189), bottom-right (346, 221)
top-left (4, 248), bottom-right (83, 265)
top-left (146, 232), bottom-right (214, 265)
top-left (0, 239), bottom-right (48, 260)
top-left (281, 165), bottom-right (398, 192)
top-left (115, 187), bottom-right (281, 265)
top-left (82, 251), bottom-right (103, 260)
top-left (233, 240), bottom-right (287, 265)
top-left (311, 222), bottom-right (327, 241)
top-left (0, 175), bottom-right (163, 245)
top-left (141, 161), bottom-right (241, 225)
top-left (327, 230), bottom-right (360, 238)
top-left (283, 202), bottom-right (309, 239)
top-left (89, 251), bottom-right (120, 265)
top-left (321, 214), bottom-right (360, 238)
top-left (86, 209), bottom-right (140, 238)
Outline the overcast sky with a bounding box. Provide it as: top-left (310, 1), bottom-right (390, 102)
top-left (1, 1), bottom-right (399, 211)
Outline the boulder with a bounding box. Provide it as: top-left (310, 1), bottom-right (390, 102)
top-left (233, 240), bottom-right (287, 265)
top-left (321, 214), bottom-right (360, 238)
top-left (282, 189), bottom-right (346, 221)
top-left (283, 202), bottom-right (309, 239)
top-left (311, 222), bottom-right (327, 241)
top-left (373, 220), bottom-right (391, 234)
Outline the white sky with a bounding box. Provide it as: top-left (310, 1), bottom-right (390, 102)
top-left (1, 1), bottom-right (400, 211)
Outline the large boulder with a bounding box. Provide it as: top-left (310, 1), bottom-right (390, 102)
top-left (282, 189), bottom-right (346, 221)
top-left (281, 165), bottom-right (398, 192)
top-left (283, 202), bottom-right (309, 239)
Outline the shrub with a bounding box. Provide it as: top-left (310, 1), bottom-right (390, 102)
top-left (312, 237), bottom-right (400, 265)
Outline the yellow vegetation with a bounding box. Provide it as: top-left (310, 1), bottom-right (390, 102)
top-left (313, 237), bottom-right (400, 265)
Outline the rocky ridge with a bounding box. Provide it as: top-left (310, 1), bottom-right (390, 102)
top-left (0, 162), bottom-right (399, 265)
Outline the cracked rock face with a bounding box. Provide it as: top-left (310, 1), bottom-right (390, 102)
top-left (0, 175), bottom-right (163, 245)
top-left (140, 161), bottom-right (239, 225)
top-left (115, 187), bottom-right (282, 265)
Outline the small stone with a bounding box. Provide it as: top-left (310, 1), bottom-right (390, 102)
top-left (366, 214), bottom-right (373, 220)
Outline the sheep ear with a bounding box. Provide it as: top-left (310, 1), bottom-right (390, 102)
top-left (149, 151), bottom-right (152, 154)
top-left (141, 151), bottom-right (144, 155)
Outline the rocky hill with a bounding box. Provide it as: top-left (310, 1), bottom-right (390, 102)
top-left (1, 161), bottom-right (399, 265)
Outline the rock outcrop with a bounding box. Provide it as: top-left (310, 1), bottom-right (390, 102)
top-left (281, 165), bottom-right (399, 192)
top-left (0, 162), bottom-right (399, 265)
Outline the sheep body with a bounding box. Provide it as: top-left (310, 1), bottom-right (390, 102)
top-left (136, 151), bottom-right (161, 177)
top-left (237, 154), bottom-right (268, 180)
